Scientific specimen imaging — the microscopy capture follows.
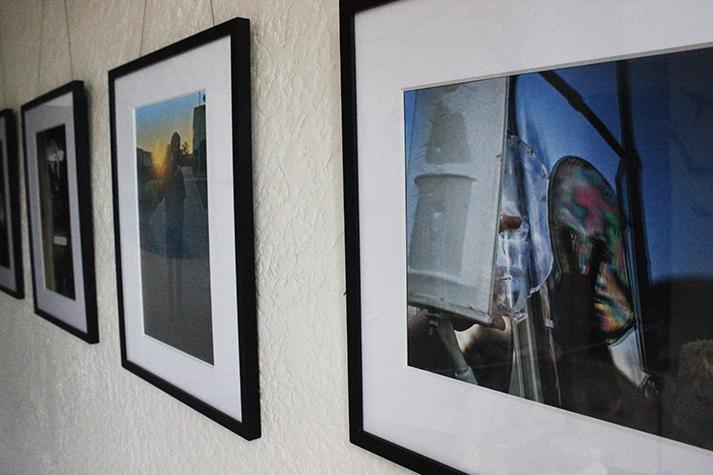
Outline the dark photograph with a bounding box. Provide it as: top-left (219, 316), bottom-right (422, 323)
top-left (134, 91), bottom-right (213, 364)
top-left (406, 46), bottom-right (713, 452)
top-left (36, 125), bottom-right (75, 299)
top-left (0, 139), bottom-right (9, 268)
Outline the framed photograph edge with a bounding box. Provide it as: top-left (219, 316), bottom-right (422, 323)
top-left (0, 108), bottom-right (25, 300)
top-left (108, 17), bottom-right (261, 441)
top-left (339, 1), bottom-right (466, 473)
top-left (20, 80), bottom-right (99, 344)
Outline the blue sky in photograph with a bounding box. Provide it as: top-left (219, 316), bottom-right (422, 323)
top-left (135, 90), bottom-right (205, 154)
top-left (515, 48), bottom-right (713, 282)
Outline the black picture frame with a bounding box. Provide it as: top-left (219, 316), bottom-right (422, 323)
top-left (0, 109), bottom-right (24, 300)
top-left (108, 18), bottom-right (260, 441)
top-left (21, 80), bottom-right (98, 344)
top-left (340, 1), bottom-right (463, 473)
top-left (342, 0), bottom-right (713, 471)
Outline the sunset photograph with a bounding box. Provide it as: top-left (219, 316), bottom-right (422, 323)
top-left (134, 90), bottom-right (213, 364)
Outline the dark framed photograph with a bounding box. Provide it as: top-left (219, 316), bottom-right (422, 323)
top-left (109, 18), bottom-right (259, 440)
top-left (341, 0), bottom-right (713, 472)
top-left (21, 81), bottom-right (97, 343)
top-left (0, 109), bottom-right (24, 299)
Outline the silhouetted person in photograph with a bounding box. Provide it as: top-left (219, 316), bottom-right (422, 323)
top-left (162, 132), bottom-right (186, 311)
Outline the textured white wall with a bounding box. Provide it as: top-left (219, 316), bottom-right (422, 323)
top-left (0, 1), bottom-right (404, 473)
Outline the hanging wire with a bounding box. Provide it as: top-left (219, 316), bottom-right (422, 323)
top-left (138, 0), bottom-right (148, 55)
top-left (36, 0), bottom-right (45, 95)
top-left (63, 0), bottom-right (74, 79)
top-left (209, 0), bottom-right (216, 26)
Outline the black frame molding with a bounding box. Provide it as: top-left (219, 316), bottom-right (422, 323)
top-left (340, 1), bottom-right (465, 472)
top-left (21, 81), bottom-right (98, 344)
top-left (108, 18), bottom-right (260, 441)
top-left (0, 109), bottom-right (25, 300)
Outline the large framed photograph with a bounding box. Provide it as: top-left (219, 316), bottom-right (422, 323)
top-left (0, 109), bottom-right (24, 299)
top-left (109, 19), bottom-right (259, 440)
top-left (341, 0), bottom-right (713, 472)
top-left (21, 81), bottom-right (97, 342)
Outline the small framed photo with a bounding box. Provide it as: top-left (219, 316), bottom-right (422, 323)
top-left (0, 109), bottom-right (24, 299)
top-left (109, 18), bottom-right (259, 440)
top-left (21, 81), bottom-right (97, 343)
top-left (341, 0), bottom-right (713, 473)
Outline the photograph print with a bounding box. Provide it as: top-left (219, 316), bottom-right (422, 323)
top-left (405, 46), bottom-right (713, 453)
top-left (0, 109), bottom-right (23, 299)
top-left (110, 18), bottom-right (259, 440)
top-left (135, 91), bottom-right (213, 365)
top-left (21, 81), bottom-right (97, 342)
top-left (36, 124), bottom-right (75, 299)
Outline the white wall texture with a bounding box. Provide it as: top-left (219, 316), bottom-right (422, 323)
top-left (0, 1), bottom-right (404, 473)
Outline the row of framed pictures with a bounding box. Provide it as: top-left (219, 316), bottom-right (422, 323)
top-left (1, 19), bottom-right (259, 441)
top-left (2, 1), bottom-right (713, 472)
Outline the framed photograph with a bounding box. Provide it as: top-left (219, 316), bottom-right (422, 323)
top-left (21, 81), bottom-right (97, 343)
top-left (341, 0), bottom-right (713, 473)
top-left (109, 18), bottom-right (259, 440)
top-left (0, 109), bottom-right (24, 299)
